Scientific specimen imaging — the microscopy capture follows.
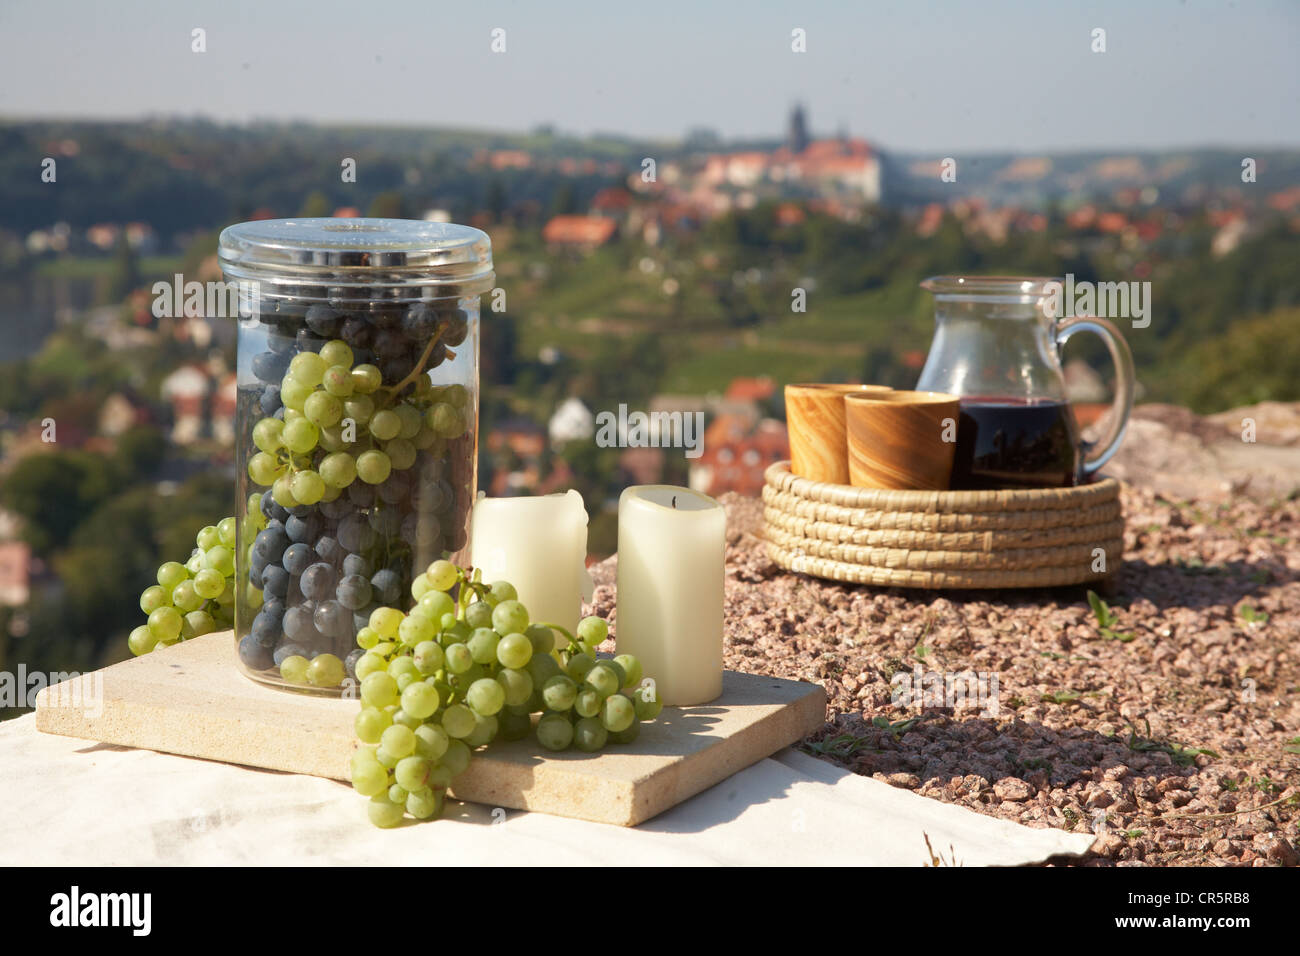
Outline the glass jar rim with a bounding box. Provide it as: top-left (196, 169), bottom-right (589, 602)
top-left (219, 217), bottom-right (495, 295)
top-left (920, 275), bottom-right (1061, 301)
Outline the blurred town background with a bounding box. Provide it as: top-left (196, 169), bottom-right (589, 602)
top-left (2, 86), bottom-right (1299, 699)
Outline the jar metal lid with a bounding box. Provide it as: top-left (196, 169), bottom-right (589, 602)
top-left (218, 218), bottom-right (495, 296)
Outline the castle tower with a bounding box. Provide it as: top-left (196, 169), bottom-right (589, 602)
top-left (787, 104), bottom-right (810, 155)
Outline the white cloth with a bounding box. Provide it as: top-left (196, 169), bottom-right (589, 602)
top-left (0, 714), bottom-right (1095, 866)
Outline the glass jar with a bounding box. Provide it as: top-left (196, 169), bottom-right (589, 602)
top-left (218, 218), bottom-right (493, 695)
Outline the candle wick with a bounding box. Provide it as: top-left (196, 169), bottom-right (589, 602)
top-left (672, 495), bottom-right (677, 508)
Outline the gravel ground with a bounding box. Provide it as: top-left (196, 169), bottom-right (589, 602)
top-left (588, 487), bottom-right (1300, 867)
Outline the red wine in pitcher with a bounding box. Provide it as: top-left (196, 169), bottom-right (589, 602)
top-left (950, 397), bottom-right (1082, 490)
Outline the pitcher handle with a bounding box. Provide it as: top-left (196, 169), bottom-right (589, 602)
top-left (1055, 315), bottom-right (1136, 479)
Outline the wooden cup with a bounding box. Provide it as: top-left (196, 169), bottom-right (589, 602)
top-left (845, 390), bottom-right (960, 490)
top-left (786, 384), bottom-right (892, 484)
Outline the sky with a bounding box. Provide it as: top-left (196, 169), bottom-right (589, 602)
top-left (1, 0), bottom-right (1297, 153)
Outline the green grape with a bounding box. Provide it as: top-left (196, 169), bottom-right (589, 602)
top-left (387, 656), bottom-right (420, 683)
top-left (283, 407), bottom-right (304, 423)
top-left (413, 723), bottom-right (449, 762)
top-left (318, 425), bottom-right (346, 452)
top-left (585, 662), bottom-right (622, 699)
top-left (488, 581), bottom-right (517, 603)
top-left (496, 668), bottom-right (533, 707)
top-left (343, 394), bottom-right (375, 424)
top-left (525, 624), bottom-right (555, 655)
top-left (355, 706), bottom-right (392, 744)
top-left (217, 516), bottom-right (238, 547)
top-left (355, 651), bottom-right (386, 680)
top-left (289, 351), bottom-right (327, 387)
top-left (498, 709), bottom-right (532, 741)
top-left (319, 452), bottom-right (357, 488)
top-left (413, 641), bottom-right (445, 675)
top-left (542, 675), bottom-right (578, 712)
top-left (384, 438), bottom-right (417, 471)
top-left (565, 652), bottom-right (596, 682)
top-left (441, 739), bottom-right (472, 776)
top-left (280, 655), bottom-right (310, 684)
top-left (491, 599), bottom-right (529, 636)
top-left (406, 787), bottom-right (443, 820)
top-left (184, 552), bottom-right (203, 575)
top-left (394, 403), bottom-right (423, 440)
top-left (282, 418), bottom-right (320, 454)
top-left (307, 653), bottom-right (345, 687)
top-left (574, 687), bottom-right (602, 719)
top-left (444, 643), bottom-right (473, 674)
top-left (398, 614), bottom-right (436, 647)
top-left (416, 589), bottom-right (455, 621)
top-left (427, 764), bottom-right (454, 789)
top-left (400, 681), bottom-right (440, 720)
top-left (391, 707), bottom-right (422, 729)
top-left (411, 426), bottom-right (439, 450)
top-left (290, 469), bottom-right (324, 505)
top-left (410, 573), bottom-right (432, 601)
top-left (439, 612), bottom-right (458, 631)
top-left (466, 628), bottom-right (499, 665)
top-left (304, 391), bottom-right (343, 428)
top-left (271, 473), bottom-right (298, 508)
top-left (443, 384), bottom-right (469, 408)
top-left (463, 712), bottom-right (498, 748)
top-left (351, 364), bottom-right (382, 394)
top-left (527, 652), bottom-right (562, 686)
top-left (427, 402), bottom-right (465, 438)
top-left (496, 632), bottom-right (532, 669)
top-left (128, 624), bottom-right (158, 656)
top-left (573, 717), bottom-right (608, 752)
top-left (466, 678), bottom-right (505, 717)
top-left (464, 601), bottom-right (494, 629)
top-left (170, 580), bottom-right (203, 614)
top-left (369, 409), bottom-right (401, 442)
top-left (380, 724), bottom-right (416, 759)
top-left (441, 620), bottom-right (471, 644)
top-left (367, 794), bottom-right (405, 828)
top-left (609, 720), bottom-right (640, 745)
top-left (247, 451), bottom-right (280, 486)
top-left (634, 683), bottom-right (663, 720)
top-left (203, 545), bottom-right (235, 577)
top-left (157, 561), bottom-right (188, 590)
top-left (372, 641), bottom-right (397, 659)
top-left (387, 783), bottom-right (409, 805)
top-left (600, 694), bottom-right (635, 733)
top-left (280, 378), bottom-right (313, 411)
top-left (356, 626), bottom-right (380, 650)
top-left (426, 560), bottom-right (459, 591)
top-left (394, 756), bottom-right (431, 792)
top-left (361, 671), bottom-right (399, 708)
top-left (576, 615), bottom-right (609, 647)
top-left (252, 418), bottom-right (284, 454)
top-left (140, 585), bottom-right (168, 615)
top-left (614, 654), bottom-right (643, 690)
top-left (536, 713), bottom-right (574, 751)
top-left (351, 762), bottom-right (388, 798)
top-left (442, 704), bottom-right (476, 738)
top-left (369, 606), bottom-right (404, 639)
top-left (318, 339), bottom-right (353, 368)
top-left (356, 450), bottom-right (391, 484)
top-left (322, 365), bottom-right (354, 398)
top-left (375, 746), bottom-right (399, 769)
top-left (196, 525), bottom-right (221, 550)
top-left (183, 609), bottom-right (216, 638)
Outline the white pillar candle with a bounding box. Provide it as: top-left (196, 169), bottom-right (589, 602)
top-left (470, 490), bottom-right (591, 638)
top-left (616, 485), bottom-right (725, 706)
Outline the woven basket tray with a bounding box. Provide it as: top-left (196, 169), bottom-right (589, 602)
top-left (762, 461), bottom-right (1123, 589)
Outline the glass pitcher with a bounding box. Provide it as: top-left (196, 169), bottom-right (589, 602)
top-left (915, 276), bottom-right (1135, 490)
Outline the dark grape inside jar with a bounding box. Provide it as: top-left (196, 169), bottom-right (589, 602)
top-left (219, 219), bottom-right (492, 696)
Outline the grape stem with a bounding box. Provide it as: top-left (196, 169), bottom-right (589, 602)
top-left (384, 327), bottom-right (444, 396)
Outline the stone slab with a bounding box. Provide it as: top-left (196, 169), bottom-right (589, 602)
top-left (33, 632), bottom-right (827, 827)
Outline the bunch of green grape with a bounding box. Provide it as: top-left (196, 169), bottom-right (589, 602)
top-left (350, 559), bottom-right (662, 827)
top-left (247, 338), bottom-right (467, 508)
top-left (533, 614), bottom-right (662, 753)
top-left (130, 515), bottom-right (243, 655)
